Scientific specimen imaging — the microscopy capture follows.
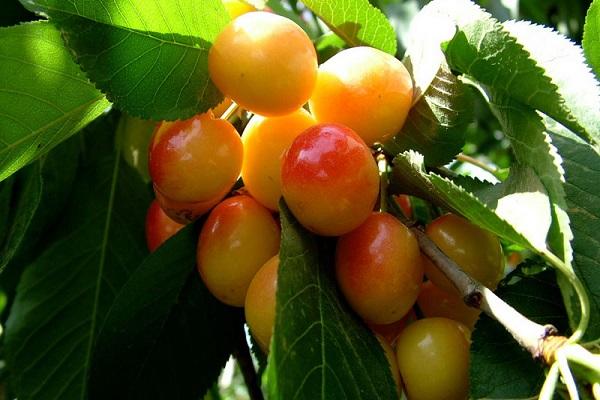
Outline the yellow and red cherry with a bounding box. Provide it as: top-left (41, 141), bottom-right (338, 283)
top-left (197, 195), bottom-right (280, 307)
top-left (241, 108), bottom-right (316, 210)
top-left (281, 123), bottom-right (379, 236)
top-left (153, 185), bottom-right (225, 225)
top-left (368, 309), bottom-right (417, 346)
top-left (335, 212), bottom-right (423, 324)
top-left (209, 12), bottom-right (318, 116)
top-left (309, 46), bottom-right (413, 146)
top-left (145, 199), bottom-right (184, 252)
top-left (245, 255), bottom-right (278, 353)
top-left (424, 213), bottom-right (504, 295)
top-left (148, 112), bottom-right (242, 204)
top-left (417, 280), bottom-right (480, 329)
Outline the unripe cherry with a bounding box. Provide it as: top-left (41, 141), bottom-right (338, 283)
top-left (396, 318), bottom-right (470, 400)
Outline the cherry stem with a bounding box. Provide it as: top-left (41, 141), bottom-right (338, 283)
top-left (220, 101), bottom-right (240, 122)
top-left (378, 153), bottom-right (389, 213)
top-left (410, 226), bottom-right (557, 360)
top-left (233, 323), bottom-right (264, 400)
top-left (456, 153), bottom-right (504, 180)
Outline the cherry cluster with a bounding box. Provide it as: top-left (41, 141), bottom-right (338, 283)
top-left (144, 5), bottom-right (505, 400)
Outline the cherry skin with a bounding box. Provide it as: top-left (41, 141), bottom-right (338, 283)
top-left (197, 195), bottom-right (280, 307)
top-left (241, 108), bottom-right (316, 211)
top-left (148, 112), bottom-right (243, 203)
top-left (395, 317), bottom-right (470, 400)
top-left (281, 123), bottom-right (379, 236)
top-left (309, 46), bottom-right (413, 146)
top-left (368, 309), bottom-right (417, 346)
top-left (153, 185), bottom-right (225, 224)
top-left (394, 194), bottom-right (412, 219)
top-left (417, 280), bottom-right (480, 329)
top-left (245, 255), bottom-right (278, 353)
top-left (209, 12), bottom-right (317, 116)
top-left (424, 213), bottom-right (504, 295)
top-left (336, 212), bottom-right (423, 324)
top-left (145, 199), bottom-right (184, 252)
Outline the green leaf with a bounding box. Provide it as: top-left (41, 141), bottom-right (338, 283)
top-left (470, 268), bottom-right (568, 399)
top-left (301, 0), bottom-right (397, 55)
top-left (0, 135), bottom-right (79, 275)
top-left (0, 177), bottom-right (15, 248)
top-left (315, 32), bottom-right (346, 63)
top-left (548, 122), bottom-right (600, 341)
top-left (5, 131), bottom-right (151, 400)
top-left (502, 20), bottom-right (600, 149)
top-left (482, 89), bottom-right (572, 264)
top-left (115, 114), bottom-right (155, 183)
top-left (583, 0), bottom-right (600, 78)
top-left (429, 0), bottom-right (600, 147)
top-left (266, 0), bottom-right (321, 39)
top-left (402, 0), bottom-right (456, 101)
top-left (391, 151), bottom-right (539, 251)
top-left (267, 202), bottom-right (397, 400)
top-left (477, 165), bottom-right (552, 250)
top-left (0, 21), bottom-right (109, 181)
top-left (477, 85), bottom-right (579, 330)
top-left (91, 225), bottom-right (242, 400)
top-left (20, 0), bottom-right (229, 120)
top-left (383, 63), bottom-right (472, 166)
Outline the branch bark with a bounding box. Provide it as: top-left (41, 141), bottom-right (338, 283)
top-left (411, 226), bottom-right (560, 361)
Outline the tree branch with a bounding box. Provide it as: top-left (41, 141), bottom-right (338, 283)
top-left (411, 226), bottom-right (559, 360)
top-left (233, 324), bottom-right (264, 400)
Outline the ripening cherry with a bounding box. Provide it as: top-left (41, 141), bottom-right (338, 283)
top-left (153, 185), bottom-right (225, 224)
top-left (241, 108), bottom-right (316, 210)
top-left (245, 255), bottom-right (278, 353)
top-left (417, 280), bottom-right (480, 329)
top-left (145, 199), bottom-right (184, 252)
top-left (424, 214), bottom-right (504, 295)
top-left (395, 318), bottom-right (470, 400)
top-left (197, 195), bottom-right (280, 307)
top-left (148, 112), bottom-right (243, 203)
top-left (209, 12), bottom-right (318, 116)
top-left (309, 46), bottom-right (413, 146)
top-left (368, 309), bottom-right (417, 346)
top-left (336, 212), bottom-right (423, 324)
top-left (281, 123), bottom-right (379, 236)
top-left (394, 194), bottom-right (412, 219)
